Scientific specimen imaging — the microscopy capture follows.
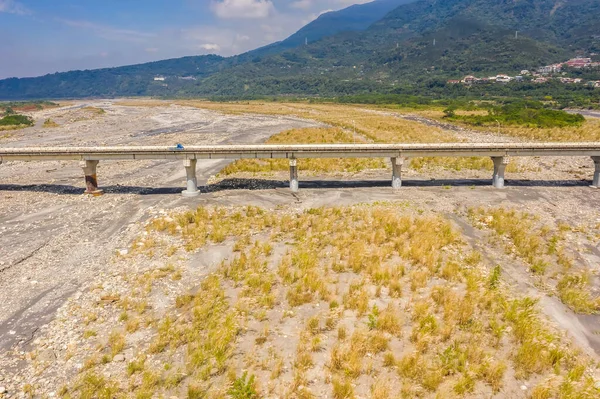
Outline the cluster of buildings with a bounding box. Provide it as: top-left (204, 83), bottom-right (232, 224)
top-left (153, 76), bottom-right (197, 81)
top-left (448, 57), bottom-right (600, 87)
top-left (537, 57), bottom-right (600, 74)
top-left (447, 74), bottom-right (524, 85)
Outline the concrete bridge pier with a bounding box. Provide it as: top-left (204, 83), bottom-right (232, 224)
top-left (80, 160), bottom-right (103, 196)
top-left (391, 157), bottom-right (405, 189)
top-left (182, 159), bottom-right (200, 197)
top-left (492, 156), bottom-right (509, 189)
top-left (290, 159), bottom-right (299, 192)
top-left (592, 157), bottom-right (600, 188)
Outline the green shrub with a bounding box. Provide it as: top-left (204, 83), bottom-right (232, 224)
top-left (448, 101), bottom-right (585, 128)
top-left (0, 114), bottom-right (33, 126)
top-left (228, 372), bottom-right (258, 399)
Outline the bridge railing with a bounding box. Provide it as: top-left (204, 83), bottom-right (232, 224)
top-left (1, 144), bottom-right (599, 196)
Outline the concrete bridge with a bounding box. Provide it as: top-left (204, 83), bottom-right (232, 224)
top-left (1, 143), bottom-right (599, 196)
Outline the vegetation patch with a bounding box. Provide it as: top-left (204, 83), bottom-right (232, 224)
top-left (43, 118), bottom-right (60, 128)
top-left (0, 114), bottom-right (34, 130)
top-left (220, 127), bottom-right (385, 175)
top-left (444, 101), bottom-right (585, 129)
top-left (0, 100), bottom-right (58, 113)
top-left (129, 100), bottom-right (533, 175)
top-left (54, 204), bottom-right (599, 398)
top-left (468, 207), bottom-right (600, 314)
top-left (82, 106), bottom-right (106, 115)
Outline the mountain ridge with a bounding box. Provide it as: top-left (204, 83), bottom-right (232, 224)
top-left (1, 0), bottom-right (599, 99)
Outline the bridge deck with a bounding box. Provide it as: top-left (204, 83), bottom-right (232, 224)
top-left (1, 144), bottom-right (599, 195)
top-left (1, 143), bottom-right (600, 161)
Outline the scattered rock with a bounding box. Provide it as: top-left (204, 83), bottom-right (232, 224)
top-left (38, 349), bottom-right (55, 363)
top-left (113, 354), bottom-right (125, 363)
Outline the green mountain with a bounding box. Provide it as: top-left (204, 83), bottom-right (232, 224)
top-left (1, 0), bottom-right (599, 99)
top-left (186, 0), bottom-right (597, 96)
top-left (267, 0), bottom-right (416, 50)
top-left (0, 0), bottom-right (412, 100)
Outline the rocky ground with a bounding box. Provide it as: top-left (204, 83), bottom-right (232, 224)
top-left (0, 101), bottom-right (599, 398)
top-left (0, 101), bottom-right (319, 365)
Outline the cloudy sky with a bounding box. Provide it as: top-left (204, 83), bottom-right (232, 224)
top-left (0, 0), bottom-right (371, 79)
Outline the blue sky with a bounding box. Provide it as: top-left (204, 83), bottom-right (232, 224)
top-left (0, 0), bottom-right (369, 79)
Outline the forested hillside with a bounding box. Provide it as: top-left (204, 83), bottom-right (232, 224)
top-left (1, 0), bottom-right (599, 100)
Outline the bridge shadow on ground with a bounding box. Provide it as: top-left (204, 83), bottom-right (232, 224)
top-left (0, 178), bottom-right (593, 196)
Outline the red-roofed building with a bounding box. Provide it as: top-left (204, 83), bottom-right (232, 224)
top-left (565, 58), bottom-right (592, 68)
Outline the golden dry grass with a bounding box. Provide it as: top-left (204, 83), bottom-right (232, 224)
top-left (43, 118), bottom-right (60, 128)
top-left (411, 156), bottom-right (530, 172)
top-left (119, 99), bottom-right (455, 142)
top-left (118, 100), bottom-right (598, 178)
top-left (221, 127), bottom-right (386, 175)
top-left (120, 100), bottom-right (535, 175)
top-left (468, 207), bottom-right (600, 314)
top-left (0, 124), bottom-right (27, 131)
top-left (121, 100), bottom-right (485, 174)
top-left (58, 204), bottom-right (600, 399)
top-left (81, 106), bottom-right (106, 115)
top-left (499, 118), bottom-right (600, 142)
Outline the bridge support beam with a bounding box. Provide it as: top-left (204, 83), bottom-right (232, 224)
top-left (391, 157), bottom-right (405, 189)
top-left (492, 156), bottom-right (509, 189)
top-left (80, 160), bottom-right (103, 196)
top-left (290, 159), bottom-right (299, 192)
top-left (182, 159), bottom-right (200, 197)
top-left (592, 157), bottom-right (600, 188)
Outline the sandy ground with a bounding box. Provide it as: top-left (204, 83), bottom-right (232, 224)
top-left (0, 100), bottom-right (599, 395)
top-left (0, 101), bottom-right (321, 354)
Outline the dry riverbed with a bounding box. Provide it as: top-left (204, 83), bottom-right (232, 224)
top-left (0, 100), bottom-right (599, 398)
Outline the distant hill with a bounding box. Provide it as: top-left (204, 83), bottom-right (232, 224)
top-left (1, 0), bottom-right (600, 99)
top-left (0, 55), bottom-right (226, 99)
top-left (268, 0), bottom-right (416, 50)
top-left (0, 0), bottom-right (412, 100)
top-left (189, 0), bottom-right (593, 96)
top-left (223, 0), bottom-right (417, 66)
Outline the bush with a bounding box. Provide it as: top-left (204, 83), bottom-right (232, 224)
top-left (0, 114), bottom-right (34, 126)
top-left (228, 372), bottom-right (258, 399)
top-left (447, 101), bottom-right (585, 128)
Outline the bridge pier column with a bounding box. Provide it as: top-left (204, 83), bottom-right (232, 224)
top-left (290, 159), bottom-right (299, 192)
top-left (80, 160), bottom-right (103, 196)
top-left (592, 157), bottom-right (600, 188)
top-left (182, 159), bottom-right (200, 197)
top-left (492, 156), bottom-right (509, 189)
top-left (391, 157), bottom-right (405, 189)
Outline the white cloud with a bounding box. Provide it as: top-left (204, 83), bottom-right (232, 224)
top-left (1, 1), bottom-right (386, 78)
top-left (0, 0), bottom-right (29, 15)
top-left (199, 43), bottom-right (221, 51)
top-left (211, 0), bottom-right (275, 19)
